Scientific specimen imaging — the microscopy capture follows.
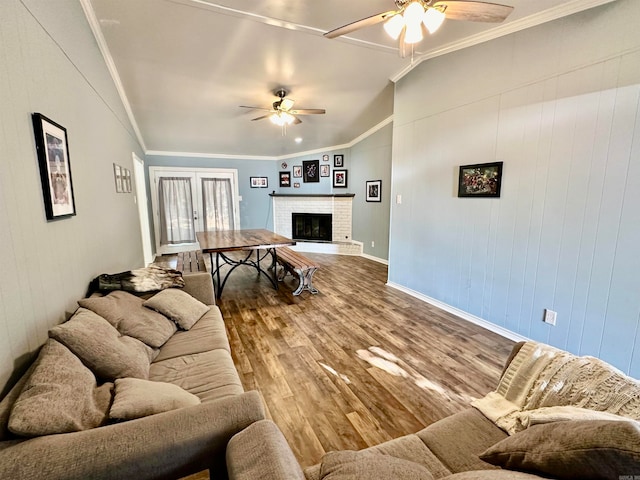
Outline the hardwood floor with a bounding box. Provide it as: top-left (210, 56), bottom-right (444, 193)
top-left (195, 252), bottom-right (516, 469)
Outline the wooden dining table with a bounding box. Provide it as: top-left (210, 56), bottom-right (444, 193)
top-left (196, 229), bottom-right (296, 298)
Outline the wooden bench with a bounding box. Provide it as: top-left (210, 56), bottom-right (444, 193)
top-left (275, 247), bottom-right (319, 296)
top-left (176, 250), bottom-right (207, 273)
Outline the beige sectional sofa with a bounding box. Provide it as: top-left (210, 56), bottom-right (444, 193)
top-left (0, 272), bottom-right (265, 480)
top-left (226, 341), bottom-right (640, 480)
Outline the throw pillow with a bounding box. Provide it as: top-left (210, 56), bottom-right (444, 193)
top-left (109, 378), bottom-right (200, 421)
top-left (143, 289), bottom-right (210, 330)
top-left (8, 339), bottom-right (113, 437)
top-left (49, 308), bottom-right (154, 380)
top-left (319, 450), bottom-right (434, 480)
top-left (479, 419), bottom-right (640, 480)
top-left (89, 265), bottom-right (185, 294)
top-left (79, 291), bottom-right (177, 348)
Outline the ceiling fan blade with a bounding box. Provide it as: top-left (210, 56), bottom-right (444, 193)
top-left (434, 1), bottom-right (514, 23)
top-left (292, 115), bottom-right (302, 125)
top-left (251, 115), bottom-right (271, 121)
top-left (324, 10), bottom-right (398, 39)
top-left (290, 109), bottom-right (326, 115)
top-left (239, 105), bottom-right (272, 111)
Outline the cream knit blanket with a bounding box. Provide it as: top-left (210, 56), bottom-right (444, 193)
top-left (471, 341), bottom-right (640, 434)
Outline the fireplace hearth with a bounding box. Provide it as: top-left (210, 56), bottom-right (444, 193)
top-left (292, 213), bottom-right (332, 242)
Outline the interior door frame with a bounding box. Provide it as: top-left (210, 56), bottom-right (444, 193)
top-left (149, 166), bottom-right (240, 255)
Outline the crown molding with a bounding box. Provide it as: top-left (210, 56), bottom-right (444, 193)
top-left (391, 0), bottom-right (619, 82)
top-left (146, 115), bottom-right (393, 161)
top-left (79, 0), bottom-right (147, 151)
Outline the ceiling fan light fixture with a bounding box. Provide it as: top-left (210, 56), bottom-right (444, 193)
top-left (404, 21), bottom-right (423, 44)
top-left (423, 7), bottom-right (445, 34)
top-left (270, 111), bottom-right (294, 126)
top-left (403, 1), bottom-right (425, 26)
top-left (383, 13), bottom-right (405, 40)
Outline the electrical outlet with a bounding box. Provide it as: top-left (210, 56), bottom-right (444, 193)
top-left (543, 309), bottom-right (557, 326)
top-left (396, 194), bottom-right (402, 204)
top-left (371, 241), bottom-right (375, 248)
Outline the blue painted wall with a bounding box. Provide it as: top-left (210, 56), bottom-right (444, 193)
top-left (389, 0), bottom-right (640, 376)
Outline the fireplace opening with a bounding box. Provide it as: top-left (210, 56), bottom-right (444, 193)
top-left (292, 213), bottom-right (332, 242)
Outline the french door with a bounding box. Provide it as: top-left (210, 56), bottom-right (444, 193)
top-left (149, 167), bottom-right (240, 255)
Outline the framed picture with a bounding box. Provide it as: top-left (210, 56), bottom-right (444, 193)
top-left (303, 160), bottom-right (320, 183)
top-left (293, 166), bottom-right (302, 178)
top-left (320, 164), bottom-right (330, 177)
top-left (322, 154), bottom-right (329, 162)
top-left (458, 161), bottom-right (503, 198)
top-left (279, 171), bottom-right (291, 187)
top-left (32, 113), bottom-right (76, 220)
top-left (113, 164), bottom-right (123, 193)
top-left (123, 168), bottom-right (132, 193)
top-left (334, 154), bottom-right (344, 167)
top-left (294, 182), bottom-right (300, 188)
top-left (250, 176), bottom-right (268, 188)
top-left (333, 169), bottom-right (348, 188)
top-left (366, 180), bottom-right (382, 202)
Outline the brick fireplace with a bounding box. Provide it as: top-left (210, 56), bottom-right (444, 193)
top-left (271, 194), bottom-right (362, 255)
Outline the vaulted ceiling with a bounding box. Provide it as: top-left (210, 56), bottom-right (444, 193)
top-left (83, 0), bottom-right (616, 158)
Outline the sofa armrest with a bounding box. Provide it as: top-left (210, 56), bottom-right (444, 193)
top-left (182, 271), bottom-right (215, 305)
top-left (0, 390), bottom-right (265, 480)
top-left (226, 419), bottom-right (305, 480)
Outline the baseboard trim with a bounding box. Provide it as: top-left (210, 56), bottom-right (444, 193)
top-left (386, 282), bottom-right (529, 343)
top-left (361, 253), bottom-right (389, 265)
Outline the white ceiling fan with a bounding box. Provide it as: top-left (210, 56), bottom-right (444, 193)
top-left (239, 89), bottom-right (326, 128)
top-left (325, 0), bottom-right (514, 57)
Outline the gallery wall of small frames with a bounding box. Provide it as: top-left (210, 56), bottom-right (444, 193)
top-left (280, 154), bottom-right (347, 188)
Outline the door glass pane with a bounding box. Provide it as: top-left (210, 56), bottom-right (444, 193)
top-left (202, 178), bottom-right (235, 231)
top-left (158, 177), bottom-right (196, 245)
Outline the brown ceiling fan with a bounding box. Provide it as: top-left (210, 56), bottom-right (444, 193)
top-left (325, 0), bottom-right (514, 57)
top-left (239, 89), bottom-right (325, 127)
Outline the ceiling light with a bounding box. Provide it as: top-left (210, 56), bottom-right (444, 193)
top-left (423, 8), bottom-right (445, 34)
top-left (383, 14), bottom-right (405, 40)
top-left (269, 111), bottom-right (295, 126)
top-left (403, 2), bottom-right (425, 26)
top-left (404, 21), bottom-right (423, 44)
top-left (295, 137), bottom-right (302, 143)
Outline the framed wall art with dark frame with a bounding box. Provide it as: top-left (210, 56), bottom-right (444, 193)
top-left (333, 169), bottom-right (348, 188)
top-left (303, 159), bottom-right (320, 183)
top-left (457, 161), bottom-right (503, 198)
top-left (279, 171), bottom-right (291, 187)
top-left (320, 164), bottom-right (330, 177)
top-left (293, 166), bottom-right (302, 178)
top-left (32, 113), bottom-right (76, 220)
top-left (334, 154), bottom-right (344, 167)
top-left (366, 180), bottom-right (382, 202)
top-left (250, 176), bottom-right (268, 188)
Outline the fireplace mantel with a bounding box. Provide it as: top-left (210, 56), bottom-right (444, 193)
top-left (269, 193), bottom-right (355, 198)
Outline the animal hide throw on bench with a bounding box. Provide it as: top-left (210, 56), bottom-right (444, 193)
top-left (90, 266), bottom-right (185, 294)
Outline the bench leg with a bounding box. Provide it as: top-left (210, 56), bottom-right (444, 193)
top-left (292, 267), bottom-right (319, 296)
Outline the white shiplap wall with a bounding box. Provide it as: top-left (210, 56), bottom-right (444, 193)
top-left (0, 0), bottom-right (144, 393)
top-left (389, 0), bottom-right (640, 377)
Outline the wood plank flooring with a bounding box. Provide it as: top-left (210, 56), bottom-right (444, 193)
top-left (175, 252), bottom-right (515, 469)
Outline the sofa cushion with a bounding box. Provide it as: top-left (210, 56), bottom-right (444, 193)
top-left (144, 288), bottom-right (210, 330)
top-left (8, 339), bottom-right (112, 437)
top-left (49, 308), bottom-right (154, 380)
top-left (445, 472), bottom-right (544, 479)
top-left (149, 349), bottom-right (243, 402)
top-left (480, 419), bottom-right (640, 480)
top-left (153, 305), bottom-right (229, 363)
top-left (416, 408), bottom-right (506, 473)
top-left (319, 450), bottom-right (434, 480)
top-left (109, 377), bottom-right (200, 421)
top-left (78, 291), bottom-right (177, 348)
top-left (227, 419), bottom-right (306, 480)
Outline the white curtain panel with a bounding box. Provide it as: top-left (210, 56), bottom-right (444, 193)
top-left (158, 177), bottom-right (196, 245)
top-left (202, 178), bottom-right (235, 232)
